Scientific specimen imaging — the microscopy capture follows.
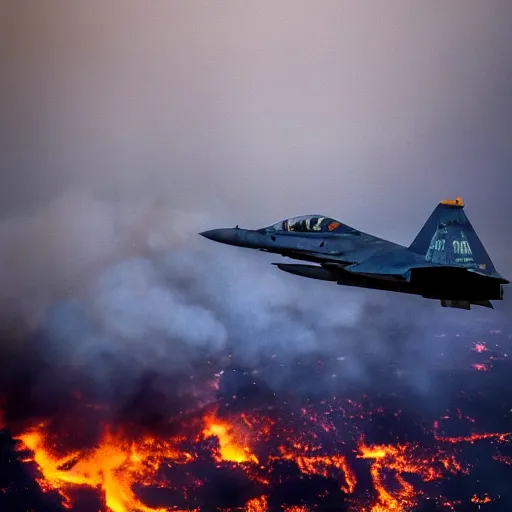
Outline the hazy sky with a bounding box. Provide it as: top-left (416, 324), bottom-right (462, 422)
top-left (1, 2), bottom-right (512, 337)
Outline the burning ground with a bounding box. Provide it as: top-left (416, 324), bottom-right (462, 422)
top-left (1, 325), bottom-right (511, 512)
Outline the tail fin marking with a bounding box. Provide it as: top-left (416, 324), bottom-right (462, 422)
top-left (408, 197), bottom-right (497, 276)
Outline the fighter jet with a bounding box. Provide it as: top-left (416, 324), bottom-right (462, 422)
top-left (200, 197), bottom-right (508, 310)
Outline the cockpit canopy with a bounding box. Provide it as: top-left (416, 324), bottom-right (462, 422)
top-left (258, 215), bottom-right (358, 234)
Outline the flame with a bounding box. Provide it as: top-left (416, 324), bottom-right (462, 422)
top-left (15, 423), bottom-right (193, 512)
top-left (202, 410), bottom-right (259, 464)
top-left (275, 444), bottom-right (356, 494)
top-left (471, 494), bottom-right (493, 504)
top-left (6, 400), bottom-right (512, 511)
top-left (357, 442), bottom-right (465, 512)
top-left (244, 495), bottom-right (267, 512)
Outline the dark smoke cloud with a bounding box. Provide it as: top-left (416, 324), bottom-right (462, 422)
top-left (1, 1), bottom-right (511, 425)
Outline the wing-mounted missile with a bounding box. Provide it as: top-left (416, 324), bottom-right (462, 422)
top-left (272, 264), bottom-right (338, 281)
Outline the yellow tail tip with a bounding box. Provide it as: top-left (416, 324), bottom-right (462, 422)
top-left (441, 196), bottom-right (465, 207)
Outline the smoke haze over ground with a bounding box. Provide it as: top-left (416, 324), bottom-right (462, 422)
top-left (1, 0), bottom-right (512, 451)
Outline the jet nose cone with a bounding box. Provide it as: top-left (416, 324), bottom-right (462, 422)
top-left (199, 229), bottom-right (220, 241)
top-left (199, 228), bottom-right (237, 244)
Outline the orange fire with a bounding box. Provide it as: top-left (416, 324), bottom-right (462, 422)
top-left (202, 410), bottom-right (259, 465)
top-left (15, 423), bottom-right (194, 512)
top-left (471, 494), bottom-right (493, 505)
top-left (13, 410), bottom-right (269, 511)
top-left (356, 441), bottom-right (467, 512)
top-left (7, 403), bottom-right (512, 512)
top-left (275, 443), bottom-right (356, 494)
top-left (244, 495), bottom-right (267, 512)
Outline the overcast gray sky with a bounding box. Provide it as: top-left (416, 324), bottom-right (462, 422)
top-left (1, 1), bottom-right (512, 332)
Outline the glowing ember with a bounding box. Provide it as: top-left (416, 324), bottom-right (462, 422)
top-left (471, 342), bottom-right (488, 353)
top-left (493, 454), bottom-right (512, 465)
top-left (471, 494), bottom-right (493, 504)
top-left (434, 431), bottom-right (511, 444)
top-left (471, 363), bottom-right (489, 372)
top-left (244, 495), bottom-right (267, 512)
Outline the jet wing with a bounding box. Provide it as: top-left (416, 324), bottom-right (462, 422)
top-left (342, 248), bottom-right (509, 284)
top-left (275, 244), bottom-right (395, 266)
top-left (343, 249), bottom-right (438, 279)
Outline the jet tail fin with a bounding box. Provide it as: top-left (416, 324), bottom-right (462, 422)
top-left (408, 197), bottom-right (500, 277)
